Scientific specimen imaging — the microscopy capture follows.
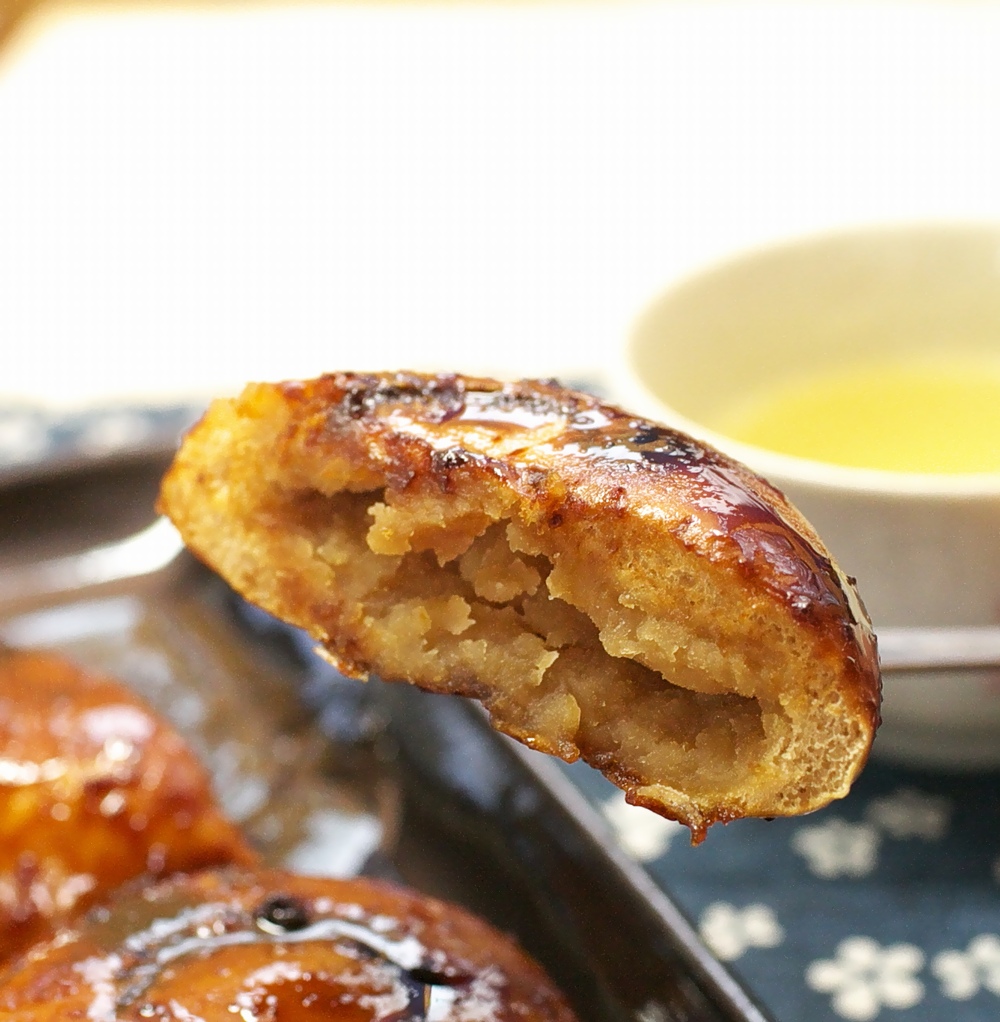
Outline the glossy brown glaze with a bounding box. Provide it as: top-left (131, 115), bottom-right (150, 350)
top-left (0, 869), bottom-right (578, 1022)
top-left (0, 650), bottom-right (256, 964)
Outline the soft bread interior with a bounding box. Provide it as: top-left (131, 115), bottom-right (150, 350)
top-left (290, 489), bottom-right (766, 779)
top-left (161, 391), bottom-right (870, 839)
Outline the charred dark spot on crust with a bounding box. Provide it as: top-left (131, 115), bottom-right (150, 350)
top-left (335, 374), bottom-right (436, 421)
top-left (629, 429), bottom-right (706, 468)
top-left (426, 375), bottom-right (466, 421)
top-left (432, 448), bottom-right (475, 472)
top-left (255, 894), bottom-right (311, 934)
top-left (343, 388), bottom-right (368, 419)
top-left (548, 511), bottom-right (564, 528)
top-left (373, 385), bottom-right (408, 401)
top-left (629, 425), bottom-right (663, 446)
top-left (337, 373), bottom-right (475, 423)
top-left (329, 374), bottom-right (385, 420)
top-left (428, 446), bottom-right (511, 494)
top-left (554, 414), bottom-right (709, 472)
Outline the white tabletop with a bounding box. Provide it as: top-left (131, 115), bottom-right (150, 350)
top-left (3, 0), bottom-right (1000, 408)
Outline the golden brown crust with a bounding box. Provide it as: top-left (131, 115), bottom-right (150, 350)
top-left (0, 650), bottom-right (257, 963)
top-left (0, 868), bottom-right (578, 1021)
top-left (158, 371), bottom-right (881, 841)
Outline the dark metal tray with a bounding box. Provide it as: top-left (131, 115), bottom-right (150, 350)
top-left (0, 447), bottom-right (772, 1022)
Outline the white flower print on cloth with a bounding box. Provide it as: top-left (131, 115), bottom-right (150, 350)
top-left (600, 790), bottom-right (686, 862)
top-left (932, 934), bottom-right (1000, 1000)
top-left (807, 936), bottom-right (924, 1021)
top-left (865, 787), bottom-right (951, 841)
top-left (698, 902), bottom-right (784, 961)
top-left (791, 818), bottom-right (881, 878)
top-left (634, 1000), bottom-right (669, 1022)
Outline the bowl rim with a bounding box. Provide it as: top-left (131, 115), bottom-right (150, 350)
top-left (623, 218), bottom-right (1000, 500)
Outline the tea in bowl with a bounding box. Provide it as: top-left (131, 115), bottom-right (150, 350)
top-left (616, 223), bottom-right (1000, 767)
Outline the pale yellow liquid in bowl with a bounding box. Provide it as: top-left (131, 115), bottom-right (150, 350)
top-left (716, 357), bottom-right (1000, 475)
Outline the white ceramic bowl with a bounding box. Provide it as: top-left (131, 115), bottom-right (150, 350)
top-left (615, 223), bottom-right (1000, 768)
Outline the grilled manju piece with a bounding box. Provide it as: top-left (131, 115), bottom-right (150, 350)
top-left (159, 372), bottom-right (881, 841)
top-left (0, 650), bottom-right (256, 963)
top-left (0, 868), bottom-right (577, 1021)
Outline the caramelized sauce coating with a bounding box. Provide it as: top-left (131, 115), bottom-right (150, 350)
top-left (0, 650), bottom-right (256, 963)
top-left (158, 372), bottom-right (881, 841)
top-left (0, 868), bottom-right (578, 1021)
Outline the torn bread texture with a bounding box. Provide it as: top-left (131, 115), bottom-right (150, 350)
top-left (159, 372), bottom-right (880, 842)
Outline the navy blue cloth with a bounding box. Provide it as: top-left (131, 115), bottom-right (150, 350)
top-left (565, 757), bottom-right (1000, 1022)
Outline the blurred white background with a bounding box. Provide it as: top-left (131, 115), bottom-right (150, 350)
top-left (2, 0), bottom-right (1000, 407)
